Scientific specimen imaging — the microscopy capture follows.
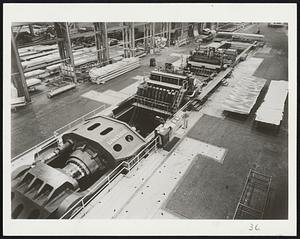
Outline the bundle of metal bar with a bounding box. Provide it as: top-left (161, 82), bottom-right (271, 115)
top-left (89, 57), bottom-right (140, 84)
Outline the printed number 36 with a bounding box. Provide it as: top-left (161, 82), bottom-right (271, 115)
top-left (249, 224), bottom-right (260, 231)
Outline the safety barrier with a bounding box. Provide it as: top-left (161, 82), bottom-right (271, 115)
top-left (60, 136), bottom-right (159, 219)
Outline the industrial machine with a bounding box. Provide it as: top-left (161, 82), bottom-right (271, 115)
top-left (186, 46), bottom-right (225, 76)
top-left (111, 68), bottom-right (199, 139)
top-left (11, 115), bottom-right (147, 219)
top-left (11, 67), bottom-right (200, 219)
top-left (186, 43), bottom-right (241, 77)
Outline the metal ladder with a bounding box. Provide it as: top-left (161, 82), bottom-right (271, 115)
top-left (172, 85), bottom-right (186, 111)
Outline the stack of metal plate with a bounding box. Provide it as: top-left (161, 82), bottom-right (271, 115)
top-left (222, 76), bottom-right (266, 115)
top-left (255, 80), bottom-right (288, 126)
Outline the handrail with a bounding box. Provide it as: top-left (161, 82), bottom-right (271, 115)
top-left (60, 136), bottom-right (159, 219)
top-left (11, 136), bottom-right (57, 162)
top-left (54, 105), bottom-right (106, 136)
top-left (12, 105), bottom-right (106, 163)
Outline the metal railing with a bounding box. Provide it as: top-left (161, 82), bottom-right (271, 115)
top-left (54, 105), bottom-right (106, 136)
top-left (12, 105), bottom-right (106, 163)
top-left (60, 136), bottom-right (159, 219)
top-left (11, 136), bottom-right (57, 162)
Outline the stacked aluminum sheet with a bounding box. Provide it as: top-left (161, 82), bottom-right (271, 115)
top-left (89, 57), bottom-right (140, 84)
top-left (255, 80), bottom-right (288, 126)
top-left (222, 76), bottom-right (266, 115)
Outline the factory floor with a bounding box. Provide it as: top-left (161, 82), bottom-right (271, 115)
top-left (164, 23), bottom-right (288, 219)
top-left (11, 23), bottom-right (289, 219)
top-left (11, 42), bottom-right (198, 158)
top-left (72, 23), bottom-right (289, 220)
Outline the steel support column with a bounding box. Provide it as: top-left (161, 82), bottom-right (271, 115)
top-left (167, 22), bottom-right (171, 47)
top-left (150, 22), bottom-right (155, 51)
top-left (54, 23), bottom-right (67, 61)
top-left (143, 23), bottom-right (147, 51)
top-left (103, 22), bottom-right (110, 61)
top-left (130, 22), bottom-right (135, 57)
top-left (121, 24), bottom-right (125, 57)
top-left (54, 22), bottom-right (77, 83)
top-left (145, 23), bottom-right (150, 52)
top-left (65, 22), bottom-right (77, 83)
top-left (11, 29), bottom-right (30, 102)
top-left (123, 22), bottom-right (129, 58)
top-left (28, 24), bottom-right (35, 36)
top-left (94, 22), bottom-right (109, 65)
top-left (94, 23), bottom-right (102, 64)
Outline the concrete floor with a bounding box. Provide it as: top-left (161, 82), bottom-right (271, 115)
top-left (11, 43), bottom-right (197, 158)
top-left (164, 23), bottom-right (288, 219)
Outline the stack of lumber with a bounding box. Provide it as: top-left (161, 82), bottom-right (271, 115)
top-left (222, 76), bottom-right (266, 115)
top-left (89, 57), bottom-right (140, 84)
top-left (255, 80), bottom-right (288, 126)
